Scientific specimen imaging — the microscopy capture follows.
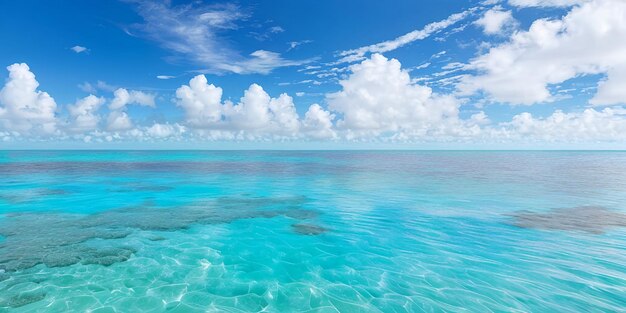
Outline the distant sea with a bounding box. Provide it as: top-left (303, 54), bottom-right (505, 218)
top-left (1, 151), bottom-right (625, 312)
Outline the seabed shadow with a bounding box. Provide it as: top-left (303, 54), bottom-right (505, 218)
top-left (0, 196), bottom-right (320, 273)
top-left (509, 206), bottom-right (626, 234)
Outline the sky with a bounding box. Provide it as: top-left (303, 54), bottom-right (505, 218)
top-left (1, 0), bottom-right (626, 149)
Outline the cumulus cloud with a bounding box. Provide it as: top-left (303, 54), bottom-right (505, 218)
top-left (3, 59), bottom-right (626, 145)
top-left (0, 63), bottom-right (189, 142)
top-left (475, 7), bottom-right (516, 35)
top-left (129, 1), bottom-right (310, 74)
top-left (459, 0), bottom-right (626, 105)
top-left (590, 65), bottom-right (626, 106)
top-left (327, 54), bottom-right (482, 139)
top-left (106, 111), bottom-right (133, 131)
top-left (175, 75), bottom-right (225, 128)
top-left (109, 88), bottom-right (155, 110)
top-left (176, 77), bottom-right (302, 137)
top-left (499, 107), bottom-right (626, 141)
top-left (143, 123), bottom-right (186, 139)
top-left (66, 95), bottom-right (105, 133)
top-left (105, 88), bottom-right (155, 131)
top-left (175, 74), bottom-right (337, 139)
top-left (0, 63), bottom-right (57, 135)
top-left (302, 104), bottom-right (336, 139)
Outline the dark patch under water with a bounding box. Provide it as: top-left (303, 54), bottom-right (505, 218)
top-left (510, 206), bottom-right (626, 234)
top-left (0, 188), bottom-right (69, 204)
top-left (291, 223), bottom-right (328, 235)
top-left (4, 290), bottom-right (47, 308)
top-left (109, 183), bottom-right (175, 193)
top-left (0, 196), bottom-right (317, 272)
top-left (0, 161), bottom-right (353, 177)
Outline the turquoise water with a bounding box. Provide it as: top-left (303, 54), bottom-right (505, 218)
top-left (1, 151), bottom-right (626, 312)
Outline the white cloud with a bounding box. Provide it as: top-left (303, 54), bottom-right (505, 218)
top-left (106, 111), bottom-right (133, 131)
top-left (130, 1), bottom-right (309, 74)
top-left (3, 60), bottom-right (626, 145)
top-left (144, 123), bottom-right (186, 139)
top-left (177, 78), bottom-right (301, 137)
top-left (78, 80), bottom-right (116, 94)
top-left (0, 63), bottom-right (57, 135)
top-left (459, 0), bottom-right (626, 105)
top-left (218, 50), bottom-right (313, 75)
top-left (266, 92), bottom-right (301, 134)
top-left (509, 0), bottom-right (588, 7)
top-left (499, 107), bottom-right (626, 141)
top-left (475, 7), bottom-right (516, 35)
top-left (327, 54), bottom-right (480, 139)
top-left (70, 45), bottom-right (88, 53)
top-left (337, 8), bottom-right (476, 64)
top-left (590, 65), bottom-right (626, 106)
top-left (67, 95), bottom-right (105, 133)
top-left (106, 88), bottom-right (155, 131)
top-left (109, 88), bottom-right (155, 110)
top-left (156, 75), bottom-right (175, 80)
top-left (302, 104), bottom-right (336, 139)
top-left (288, 40), bottom-right (313, 51)
top-left (431, 51), bottom-right (447, 59)
top-left (175, 75), bottom-right (224, 128)
top-left (175, 74), bottom-right (338, 139)
top-left (270, 26), bottom-right (284, 33)
top-left (251, 26), bottom-right (285, 41)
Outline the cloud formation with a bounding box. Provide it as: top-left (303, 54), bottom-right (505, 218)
top-left (459, 0), bottom-right (626, 105)
top-left (0, 63), bottom-right (57, 135)
top-left (337, 8), bottom-right (476, 64)
top-left (106, 111), bottom-right (133, 131)
top-left (175, 74), bottom-right (333, 139)
top-left (67, 95), bottom-right (105, 133)
top-left (0, 0), bottom-right (626, 149)
top-left (78, 81), bottom-right (116, 94)
top-left (70, 45), bottom-right (88, 53)
top-left (501, 107), bottom-right (626, 142)
top-left (327, 54), bottom-right (483, 140)
top-left (129, 0), bottom-right (310, 74)
top-left (475, 7), bottom-right (516, 35)
top-left (109, 88), bottom-right (155, 110)
top-left (508, 0), bottom-right (588, 7)
top-left (302, 104), bottom-right (336, 139)
top-left (106, 88), bottom-right (155, 131)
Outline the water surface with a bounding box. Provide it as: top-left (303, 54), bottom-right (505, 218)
top-left (1, 151), bottom-right (625, 312)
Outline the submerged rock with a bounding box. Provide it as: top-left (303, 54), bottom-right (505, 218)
top-left (81, 247), bottom-right (137, 266)
top-left (110, 184), bottom-right (174, 193)
top-left (510, 206), bottom-right (626, 234)
top-left (0, 188), bottom-right (69, 204)
top-left (0, 196), bottom-right (317, 272)
top-left (146, 235), bottom-right (166, 241)
top-left (292, 223), bottom-right (328, 235)
top-left (2, 290), bottom-right (46, 308)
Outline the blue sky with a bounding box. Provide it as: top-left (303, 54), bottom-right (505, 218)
top-left (0, 0), bottom-right (625, 148)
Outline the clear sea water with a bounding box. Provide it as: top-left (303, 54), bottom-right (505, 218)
top-left (1, 151), bottom-right (626, 312)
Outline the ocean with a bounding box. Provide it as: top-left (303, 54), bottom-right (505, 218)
top-left (1, 151), bottom-right (625, 312)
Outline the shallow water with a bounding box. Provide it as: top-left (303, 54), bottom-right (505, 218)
top-left (1, 151), bottom-right (626, 312)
